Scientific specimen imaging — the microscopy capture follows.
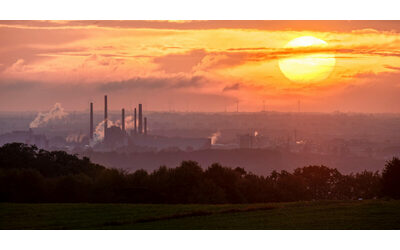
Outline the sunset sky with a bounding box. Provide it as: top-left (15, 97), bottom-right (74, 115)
top-left (1, 20), bottom-right (400, 113)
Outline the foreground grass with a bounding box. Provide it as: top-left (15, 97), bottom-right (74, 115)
top-left (1, 200), bottom-right (400, 229)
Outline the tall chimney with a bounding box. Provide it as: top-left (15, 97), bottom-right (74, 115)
top-left (121, 108), bottom-right (125, 132)
top-left (138, 103), bottom-right (143, 134)
top-left (104, 95), bottom-right (108, 139)
top-left (134, 107), bottom-right (137, 134)
top-left (144, 117), bottom-right (147, 135)
top-left (90, 102), bottom-right (94, 139)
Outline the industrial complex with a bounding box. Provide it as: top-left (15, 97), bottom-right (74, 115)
top-left (91, 95), bottom-right (211, 151)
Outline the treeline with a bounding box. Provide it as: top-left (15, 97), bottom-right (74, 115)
top-left (0, 143), bottom-right (399, 203)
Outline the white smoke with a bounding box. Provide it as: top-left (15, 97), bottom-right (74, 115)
top-left (123, 115), bottom-right (136, 130)
top-left (90, 115), bottom-right (136, 146)
top-left (92, 119), bottom-right (115, 145)
top-left (112, 115), bottom-right (136, 130)
top-left (66, 133), bottom-right (86, 143)
top-left (30, 103), bottom-right (68, 128)
top-left (210, 131), bottom-right (221, 145)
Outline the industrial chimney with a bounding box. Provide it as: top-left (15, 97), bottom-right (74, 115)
top-left (138, 104), bottom-right (143, 134)
top-left (121, 108), bottom-right (125, 133)
top-left (134, 107), bottom-right (137, 134)
top-left (144, 117), bottom-right (147, 135)
top-left (90, 102), bottom-right (94, 140)
top-left (104, 95), bottom-right (108, 140)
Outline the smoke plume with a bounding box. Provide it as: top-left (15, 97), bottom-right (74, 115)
top-left (29, 103), bottom-right (68, 128)
top-left (210, 131), bottom-right (221, 145)
top-left (91, 115), bottom-right (135, 146)
top-left (92, 119), bottom-right (115, 144)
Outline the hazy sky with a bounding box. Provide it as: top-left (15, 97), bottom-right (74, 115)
top-left (1, 20), bottom-right (400, 113)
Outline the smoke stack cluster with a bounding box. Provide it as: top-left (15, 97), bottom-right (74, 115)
top-left (88, 95), bottom-right (149, 146)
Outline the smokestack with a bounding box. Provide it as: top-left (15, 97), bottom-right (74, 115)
top-left (144, 117), bottom-right (147, 135)
top-left (90, 102), bottom-right (93, 139)
top-left (122, 108), bottom-right (125, 132)
top-left (104, 95), bottom-right (108, 139)
top-left (134, 108), bottom-right (137, 134)
top-left (138, 103), bottom-right (143, 134)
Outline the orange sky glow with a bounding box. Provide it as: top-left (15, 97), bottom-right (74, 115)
top-left (1, 20), bottom-right (400, 113)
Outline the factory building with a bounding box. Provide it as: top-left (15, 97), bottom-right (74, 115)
top-left (238, 134), bottom-right (254, 148)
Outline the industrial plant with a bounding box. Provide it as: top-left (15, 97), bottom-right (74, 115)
top-left (91, 95), bottom-right (211, 152)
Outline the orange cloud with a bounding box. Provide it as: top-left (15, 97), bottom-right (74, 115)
top-left (1, 21), bottom-right (400, 112)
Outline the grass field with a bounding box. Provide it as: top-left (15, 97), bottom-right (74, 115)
top-left (1, 200), bottom-right (400, 229)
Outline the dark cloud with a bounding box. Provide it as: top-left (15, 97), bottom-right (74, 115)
top-left (227, 47), bottom-right (268, 51)
top-left (222, 83), bottom-right (241, 92)
top-left (97, 76), bottom-right (204, 92)
top-left (249, 47), bottom-right (400, 60)
top-left (0, 77), bottom-right (237, 112)
top-left (0, 79), bottom-right (38, 91)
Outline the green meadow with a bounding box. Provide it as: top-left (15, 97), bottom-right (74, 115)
top-left (1, 200), bottom-right (400, 229)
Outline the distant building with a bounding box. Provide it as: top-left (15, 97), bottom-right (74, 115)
top-left (238, 134), bottom-right (254, 148)
top-left (104, 125), bottom-right (128, 149)
top-left (238, 132), bottom-right (270, 149)
top-left (0, 129), bottom-right (48, 149)
top-left (130, 134), bottom-right (211, 151)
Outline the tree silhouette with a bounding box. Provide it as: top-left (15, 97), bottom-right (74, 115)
top-left (1, 142), bottom-right (396, 203)
top-left (382, 157), bottom-right (400, 199)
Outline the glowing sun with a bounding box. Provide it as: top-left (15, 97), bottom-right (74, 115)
top-left (278, 36), bottom-right (336, 84)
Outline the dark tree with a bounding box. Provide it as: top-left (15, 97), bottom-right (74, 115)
top-left (0, 142), bottom-right (387, 203)
top-left (293, 165), bottom-right (342, 200)
top-left (381, 157), bottom-right (400, 199)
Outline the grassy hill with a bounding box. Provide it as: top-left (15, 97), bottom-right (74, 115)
top-left (1, 200), bottom-right (400, 229)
